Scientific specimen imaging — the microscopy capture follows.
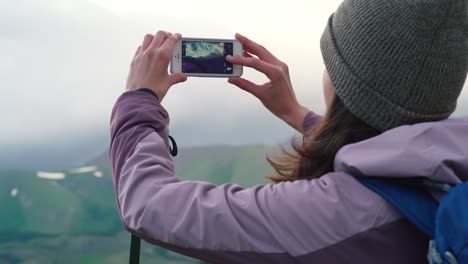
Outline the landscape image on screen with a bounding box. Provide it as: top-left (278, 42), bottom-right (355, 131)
top-left (182, 41), bottom-right (233, 74)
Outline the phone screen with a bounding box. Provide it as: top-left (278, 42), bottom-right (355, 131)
top-left (182, 41), bottom-right (234, 74)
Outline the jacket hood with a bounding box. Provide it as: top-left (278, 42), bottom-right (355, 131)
top-left (334, 118), bottom-right (468, 185)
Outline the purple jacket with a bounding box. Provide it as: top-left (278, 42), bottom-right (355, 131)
top-left (109, 91), bottom-right (468, 263)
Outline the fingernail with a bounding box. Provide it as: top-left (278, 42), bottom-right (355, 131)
top-left (175, 33), bottom-right (182, 38)
top-left (226, 55), bottom-right (233, 61)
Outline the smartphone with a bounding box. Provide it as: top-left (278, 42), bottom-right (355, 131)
top-left (171, 37), bottom-right (243, 77)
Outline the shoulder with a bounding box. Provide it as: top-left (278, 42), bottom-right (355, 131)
top-left (272, 172), bottom-right (403, 227)
top-left (263, 172), bottom-right (403, 255)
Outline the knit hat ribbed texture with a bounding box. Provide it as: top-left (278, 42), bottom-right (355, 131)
top-left (321, 0), bottom-right (468, 131)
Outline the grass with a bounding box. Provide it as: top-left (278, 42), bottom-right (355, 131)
top-left (0, 144), bottom-right (275, 263)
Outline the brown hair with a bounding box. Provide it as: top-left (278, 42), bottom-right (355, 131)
top-left (268, 96), bottom-right (381, 183)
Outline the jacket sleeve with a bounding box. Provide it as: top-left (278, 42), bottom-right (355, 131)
top-left (303, 111), bottom-right (323, 133)
top-left (109, 91), bottom-right (388, 264)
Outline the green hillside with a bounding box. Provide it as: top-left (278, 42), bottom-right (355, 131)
top-left (174, 145), bottom-right (275, 186)
top-left (0, 145), bottom-right (276, 264)
top-left (0, 171), bottom-right (86, 236)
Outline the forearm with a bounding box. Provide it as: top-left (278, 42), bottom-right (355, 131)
top-left (109, 90), bottom-right (174, 231)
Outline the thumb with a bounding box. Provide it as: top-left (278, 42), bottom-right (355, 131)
top-left (169, 73), bottom-right (187, 85)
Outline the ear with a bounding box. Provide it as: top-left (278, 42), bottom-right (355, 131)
top-left (322, 69), bottom-right (336, 111)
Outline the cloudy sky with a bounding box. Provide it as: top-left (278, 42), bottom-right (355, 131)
top-left (1, 0), bottom-right (467, 169)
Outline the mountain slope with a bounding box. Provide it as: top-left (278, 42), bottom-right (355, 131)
top-left (92, 144), bottom-right (276, 185)
top-left (0, 144), bottom-right (277, 263)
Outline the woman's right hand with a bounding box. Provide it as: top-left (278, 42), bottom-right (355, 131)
top-left (227, 33), bottom-right (310, 133)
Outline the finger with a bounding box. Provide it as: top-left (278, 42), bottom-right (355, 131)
top-left (134, 46), bottom-right (141, 58)
top-left (243, 50), bottom-right (253, 58)
top-left (227, 56), bottom-right (276, 79)
top-left (169, 73), bottom-right (187, 86)
top-left (160, 33), bottom-right (182, 55)
top-left (235, 33), bottom-right (277, 62)
top-left (148, 30), bottom-right (171, 50)
top-left (156, 33), bottom-right (182, 68)
top-left (228, 77), bottom-right (263, 97)
top-left (141, 34), bottom-right (153, 52)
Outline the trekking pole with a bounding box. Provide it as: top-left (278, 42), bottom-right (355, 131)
top-left (130, 234), bottom-right (141, 264)
top-left (128, 136), bottom-right (178, 264)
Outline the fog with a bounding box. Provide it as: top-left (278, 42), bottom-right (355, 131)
top-left (1, 0), bottom-right (466, 169)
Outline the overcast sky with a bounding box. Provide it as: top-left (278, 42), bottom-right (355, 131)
top-left (1, 0), bottom-right (467, 168)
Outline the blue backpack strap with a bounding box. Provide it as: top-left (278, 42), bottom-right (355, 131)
top-left (433, 181), bottom-right (468, 264)
top-left (357, 177), bottom-right (438, 237)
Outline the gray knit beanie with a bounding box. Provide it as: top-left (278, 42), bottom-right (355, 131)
top-left (321, 0), bottom-right (468, 131)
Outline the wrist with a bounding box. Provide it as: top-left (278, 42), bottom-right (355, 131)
top-left (281, 104), bottom-right (310, 133)
top-left (138, 88), bottom-right (160, 100)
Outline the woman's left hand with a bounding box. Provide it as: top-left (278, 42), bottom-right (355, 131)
top-left (126, 31), bottom-right (187, 101)
top-left (227, 33), bottom-right (310, 133)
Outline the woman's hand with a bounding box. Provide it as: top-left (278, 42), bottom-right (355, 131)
top-left (227, 33), bottom-right (310, 133)
top-left (126, 31), bottom-right (187, 101)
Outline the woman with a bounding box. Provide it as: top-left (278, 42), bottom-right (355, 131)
top-left (110, 0), bottom-right (467, 262)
